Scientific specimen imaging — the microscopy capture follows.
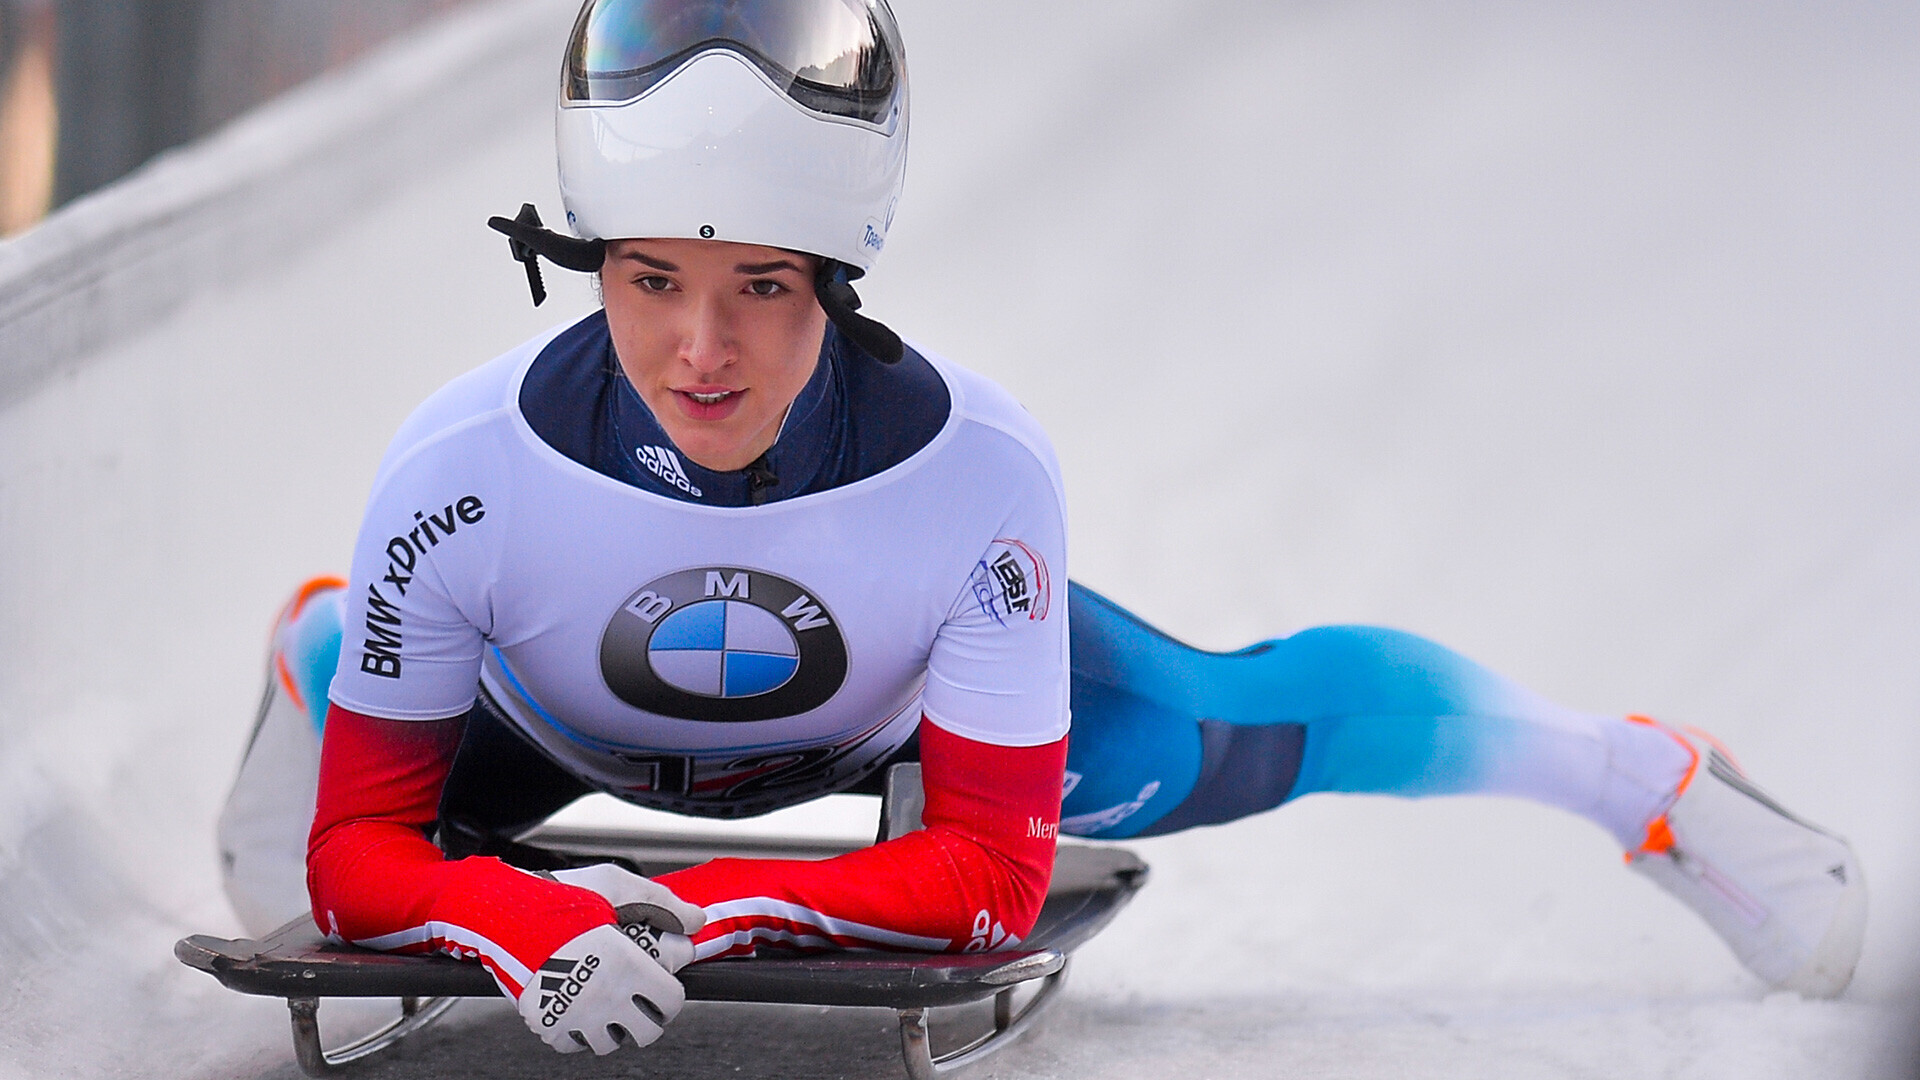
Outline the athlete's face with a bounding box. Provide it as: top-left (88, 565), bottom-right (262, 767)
top-left (601, 238), bottom-right (828, 473)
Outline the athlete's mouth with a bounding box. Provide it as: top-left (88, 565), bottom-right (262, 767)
top-left (673, 386), bottom-right (745, 421)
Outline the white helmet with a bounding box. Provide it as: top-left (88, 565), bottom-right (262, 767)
top-left (559, 0), bottom-right (908, 270)
top-left (493, 0), bottom-right (910, 360)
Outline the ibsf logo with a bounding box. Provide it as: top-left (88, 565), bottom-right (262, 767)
top-left (600, 567), bottom-right (848, 723)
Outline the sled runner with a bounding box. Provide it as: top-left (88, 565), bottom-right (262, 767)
top-left (177, 766), bottom-right (1148, 1079)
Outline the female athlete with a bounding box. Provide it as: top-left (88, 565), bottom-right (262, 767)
top-left (216, 0), bottom-right (1865, 1056)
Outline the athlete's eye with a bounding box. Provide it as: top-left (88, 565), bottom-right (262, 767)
top-left (636, 275), bottom-right (674, 292)
top-left (745, 279), bottom-right (786, 297)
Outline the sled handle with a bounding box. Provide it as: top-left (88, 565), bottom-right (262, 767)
top-left (877, 762), bottom-right (926, 843)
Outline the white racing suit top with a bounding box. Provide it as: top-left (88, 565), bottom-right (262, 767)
top-left (327, 322), bottom-right (1068, 819)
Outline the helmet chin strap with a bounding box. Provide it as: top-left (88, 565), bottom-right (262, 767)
top-left (487, 204), bottom-right (903, 365)
top-left (811, 261), bottom-right (903, 365)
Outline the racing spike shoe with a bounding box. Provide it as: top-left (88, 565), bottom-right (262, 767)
top-left (216, 576), bottom-right (347, 935)
top-left (1625, 718), bottom-right (1866, 997)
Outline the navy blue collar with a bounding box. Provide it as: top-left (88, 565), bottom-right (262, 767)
top-left (608, 333), bottom-right (843, 506)
top-left (519, 310), bottom-right (950, 508)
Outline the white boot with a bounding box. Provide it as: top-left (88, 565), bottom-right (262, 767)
top-left (216, 578), bottom-right (346, 936)
top-left (1626, 718), bottom-right (1866, 997)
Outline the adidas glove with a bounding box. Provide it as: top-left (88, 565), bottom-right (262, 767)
top-left (546, 864), bottom-right (705, 973)
top-left (516, 923), bottom-right (685, 1055)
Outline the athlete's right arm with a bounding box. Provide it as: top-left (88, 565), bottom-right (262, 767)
top-left (305, 705), bottom-right (691, 1052)
top-left (304, 706), bottom-right (614, 992)
top-left (302, 350), bottom-right (700, 1052)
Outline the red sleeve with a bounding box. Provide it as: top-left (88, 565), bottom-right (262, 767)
top-left (657, 719), bottom-right (1067, 961)
top-left (305, 705), bottom-right (616, 997)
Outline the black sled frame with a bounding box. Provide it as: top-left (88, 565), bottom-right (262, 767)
top-left (176, 766), bottom-right (1148, 1078)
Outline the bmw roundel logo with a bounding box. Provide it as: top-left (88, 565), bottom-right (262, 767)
top-left (600, 567), bottom-right (847, 722)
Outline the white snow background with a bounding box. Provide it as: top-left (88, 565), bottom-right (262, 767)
top-left (1, 0), bottom-right (1917, 1076)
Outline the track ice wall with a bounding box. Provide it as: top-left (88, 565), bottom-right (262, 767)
top-left (1, 2), bottom-right (1916, 1077)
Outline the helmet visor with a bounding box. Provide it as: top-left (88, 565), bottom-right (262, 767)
top-left (564, 0), bottom-right (903, 125)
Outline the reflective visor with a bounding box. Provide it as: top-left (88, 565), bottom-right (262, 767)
top-left (564, 0), bottom-right (902, 124)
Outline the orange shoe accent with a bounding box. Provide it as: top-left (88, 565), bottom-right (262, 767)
top-left (1624, 714), bottom-right (1700, 860)
top-left (1681, 724), bottom-right (1745, 774)
top-left (1637, 816), bottom-right (1676, 858)
top-left (267, 575), bottom-right (347, 715)
top-left (277, 575), bottom-right (348, 628)
top-left (275, 652), bottom-right (307, 714)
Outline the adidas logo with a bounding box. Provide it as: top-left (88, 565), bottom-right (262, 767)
top-left (534, 952), bottom-right (601, 1028)
top-left (964, 908), bottom-right (1015, 953)
top-left (621, 921), bottom-right (667, 963)
top-left (637, 445), bottom-right (702, 498)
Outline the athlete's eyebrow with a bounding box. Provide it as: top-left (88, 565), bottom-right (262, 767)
top-left (735, 259), bottom-right (807, 276)
top-left (615, 251), bottom-right (680, 272)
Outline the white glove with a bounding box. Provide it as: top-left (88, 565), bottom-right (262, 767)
top-left (516, 923), bottom-right (685, 1055)
top-left (547, 864), bottom-right (706, 973)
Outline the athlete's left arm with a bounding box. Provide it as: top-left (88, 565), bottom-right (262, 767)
top-left (660, 401), bottom-right (1073, 960)
top-left (656, 719), bottom-right (1066, 960)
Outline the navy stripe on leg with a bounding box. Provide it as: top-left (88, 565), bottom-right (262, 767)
top-left (1131, 719), bottom-right (1306, 836)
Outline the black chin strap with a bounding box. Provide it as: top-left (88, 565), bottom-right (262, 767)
top-left (812, 260), bottom-right (902, 364)
top-left (487, 204), bottom-right (902, 365)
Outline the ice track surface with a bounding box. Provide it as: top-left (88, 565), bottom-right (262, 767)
top-left (3, 1), bottom-right (1919, 1076)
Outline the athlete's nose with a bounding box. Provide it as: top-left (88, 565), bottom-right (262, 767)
top-left (679, 293), bottom-right (735, 376)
